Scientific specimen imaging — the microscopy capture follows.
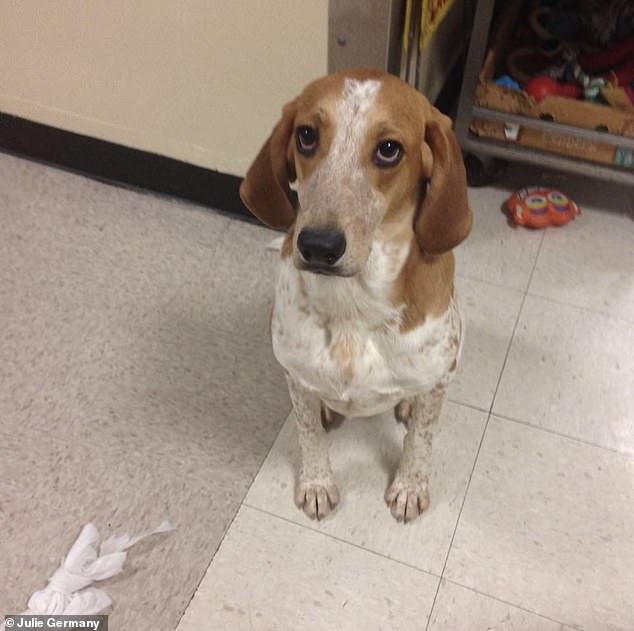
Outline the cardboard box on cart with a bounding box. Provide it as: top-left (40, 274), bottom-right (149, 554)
top-left (469, 0), bottom-right (634, 169)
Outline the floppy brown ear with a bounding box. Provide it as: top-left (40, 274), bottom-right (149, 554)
top-left (414, 113), bottom-right (472, 255)
top-left (239, 100), bottom-right (298, 229)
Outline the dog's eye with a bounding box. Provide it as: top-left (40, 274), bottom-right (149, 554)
top-left (375, 140), bottom-right (403, 167)
top-left (297, 126), bottom-right (318, 156)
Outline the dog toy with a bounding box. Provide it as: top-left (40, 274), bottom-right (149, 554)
top-left (530, 5), bottom-right (580, 42)
top-left (507, 46), bottom-right (566, 84)
top-left (526, 75), bottom-right (581, 102)
top-left (578, 41), bottom-right (634, 88)
top-left (495, 74), bottom-right (521, 90)
top-left (536, 48), bottom-right (611, 102)
top-left (506, 187), bottom-right (580, 228)
top-left (559, 49), bottom-right (609, 101)
top-left (579, 34), bottom-right (634, 74)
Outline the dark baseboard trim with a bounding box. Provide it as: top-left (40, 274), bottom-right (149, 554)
top-left (0, 112), bottom-right (256, 223)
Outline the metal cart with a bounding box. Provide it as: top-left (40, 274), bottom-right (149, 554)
top-left (454, 0), bottom-right (634, 186)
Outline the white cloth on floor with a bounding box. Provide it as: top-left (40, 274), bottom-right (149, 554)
top-left (1, 520), bottom-right (173, 628)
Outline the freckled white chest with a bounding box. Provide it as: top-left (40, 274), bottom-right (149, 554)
top-left (271, 246), bottom-right (462, 418)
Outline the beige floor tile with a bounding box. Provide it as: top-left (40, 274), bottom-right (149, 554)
top-left (529, 206), bottom-right (634, 322)
top-left (176, 505), bottom-right (439, 631)
top-left (459, 162), bottom-right (632, 296)
top-left (429, 580), bottom-right (573, 631)
top-left (450, 276), bottom-right (523, 411)
top-left (246, 402), bottom-right (487, 575)
top-left (445, 418), bottom-right (634, 631)
top-left (493, 295), bottom-right (634, 453)
top-left (456, 184), bottom-right (543, 291)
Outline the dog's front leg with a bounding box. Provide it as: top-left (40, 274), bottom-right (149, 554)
top-left (386, 383), bottom-right (447, 523)
top-left (287, 375), bottom-right (340, 520)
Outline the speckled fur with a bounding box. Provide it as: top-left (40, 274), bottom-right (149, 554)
top-left (385, 383), bottom-right (448, 522)
top-left (244, 71), bottom-right (470, 523)
top-left (273, 250), bottom-right (462, 521)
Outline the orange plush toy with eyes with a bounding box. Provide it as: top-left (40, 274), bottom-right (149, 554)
top-left (506, 187), bottom-right (580, 228)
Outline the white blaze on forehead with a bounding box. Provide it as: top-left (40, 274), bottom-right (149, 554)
top-left (330, 79), bottom-right (381, 168)
top-left (339, 78), bottom-right (381, 121)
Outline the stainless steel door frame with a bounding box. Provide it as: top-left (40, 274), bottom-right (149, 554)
top-left (328, 0), bottom-right (405, 75)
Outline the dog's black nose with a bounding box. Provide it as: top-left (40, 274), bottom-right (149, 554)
top-left (297, 228), bottom-right (346, 267)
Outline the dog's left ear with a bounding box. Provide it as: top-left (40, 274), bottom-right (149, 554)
top-left (239, 100), bottom-right (298, 229)
top-left (414, 111), bottom-right (472, 255)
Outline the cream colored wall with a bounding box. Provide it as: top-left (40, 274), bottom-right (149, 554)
top-left (0, 1), bottom-right (328, 176)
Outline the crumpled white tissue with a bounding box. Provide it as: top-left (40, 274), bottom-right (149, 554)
top-left (1, 520), bottom-right (173, 628)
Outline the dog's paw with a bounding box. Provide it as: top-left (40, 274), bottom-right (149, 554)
top-left (385, 475), bottom-right (430, 523)
top-left (295, 478), bottom-right (340, 520)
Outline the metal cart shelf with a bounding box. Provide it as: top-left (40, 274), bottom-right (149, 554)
top-left (454, 0), bottom-right (634, 186)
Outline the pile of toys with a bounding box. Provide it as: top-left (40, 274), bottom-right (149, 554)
top-left (495, 0), bottom-right (634, 107)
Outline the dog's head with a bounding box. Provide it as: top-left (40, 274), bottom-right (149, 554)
top-left (240, 68), bottom-right (472, 276)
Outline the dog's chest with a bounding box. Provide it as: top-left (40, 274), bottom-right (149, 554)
top-left (271, 259), bottom-right (461, 417)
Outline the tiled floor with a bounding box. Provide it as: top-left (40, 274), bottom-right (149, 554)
top-left (0, 154), bottom-right (290, 631)
top-left (178, 167), bottom-right (634, 631)
top-left (1, 151), bottom-right (632, 631)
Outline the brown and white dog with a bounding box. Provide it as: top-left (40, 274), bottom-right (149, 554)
top-left (240, 68), bottom-right (472, 523)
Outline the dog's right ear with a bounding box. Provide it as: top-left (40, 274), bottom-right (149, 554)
top-left (239, 100), bottom-right (298, 229)
top-left (414, 110), bottom-right (472, 255)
